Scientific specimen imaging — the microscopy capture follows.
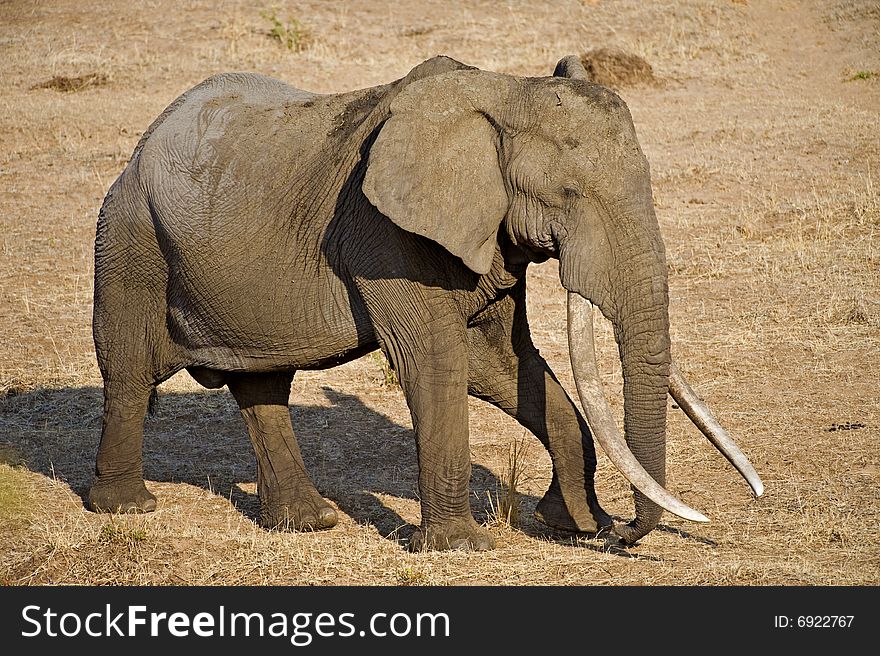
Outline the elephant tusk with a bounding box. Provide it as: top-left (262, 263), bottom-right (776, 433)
top-left (668, 364), bottom-right (764, 498)
top-left (567, 293), bottom-right (709, 524)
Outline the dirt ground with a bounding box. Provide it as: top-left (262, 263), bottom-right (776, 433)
top-left (0, 0), bottom-right (877, 585)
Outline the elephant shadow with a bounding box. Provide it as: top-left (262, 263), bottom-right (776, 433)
top-left (0, 383), bottom-right (689, 557)
top-left (0, 383), bottom-right (526, 545)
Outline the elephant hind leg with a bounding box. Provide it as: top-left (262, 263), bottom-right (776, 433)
top-left (90, 321), bottom-right (178, 513)
top-left (90, 192), bottom-right (183, 513)
top-left (90, 300), bottom-right (180, 513)
top-left (89, 379), bottom-right (159, 513)
top-left (227, 371), bottom-right (337, 531)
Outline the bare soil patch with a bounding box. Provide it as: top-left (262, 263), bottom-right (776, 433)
top-left (0, 0), bottom-right (877, 586)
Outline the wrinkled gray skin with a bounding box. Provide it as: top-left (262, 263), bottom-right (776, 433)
top-left (90, 55), bottom-right (671, 549)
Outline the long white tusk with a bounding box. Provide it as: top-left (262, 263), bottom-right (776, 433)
top-left (567, 293), bottom-right (709, 523)
top-left (668, 364), bottom-right (764, 497)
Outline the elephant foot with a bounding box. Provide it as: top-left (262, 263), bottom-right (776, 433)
top-left (88, 478), bottom-right (157, 514)
top-left (260, 494), bottom-right (338, 531)
top-left (534, 488), bottom-right (612, 534)
top-left (409, 517), bottom-right (495, 552)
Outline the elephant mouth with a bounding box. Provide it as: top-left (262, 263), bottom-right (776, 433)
top-left (566, 293), bottom-right (763, 531)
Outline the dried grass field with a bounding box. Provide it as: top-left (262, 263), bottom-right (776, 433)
top-left (1, 0), bottom-right (878, 585)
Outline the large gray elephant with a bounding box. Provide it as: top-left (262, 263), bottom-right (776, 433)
top-left (89, 54), bottom-right (762, 550)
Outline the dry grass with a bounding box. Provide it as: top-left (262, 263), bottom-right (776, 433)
top-left (369, 351), bottom-right (399, 388)
top-left (486, 433), bottom-right (532, 529)
top-left (1, 0), bottom-right (878, 585)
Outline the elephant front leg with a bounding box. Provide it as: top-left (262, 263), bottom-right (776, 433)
top-left (227, 372), bottom-right (338, 531)
top-left (467, 294), bottom-right (612, 534)
top-left (384, 326), bottom-right (494, 552)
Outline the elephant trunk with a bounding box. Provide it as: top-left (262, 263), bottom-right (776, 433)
top-left (615, 277), bottom-right (674, 542)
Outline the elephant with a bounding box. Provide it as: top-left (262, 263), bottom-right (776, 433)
top-left (89, 53), bottom-right (763, 550)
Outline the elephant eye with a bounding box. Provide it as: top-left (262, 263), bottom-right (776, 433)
top-left (562, 184), bottom-right (583, 198)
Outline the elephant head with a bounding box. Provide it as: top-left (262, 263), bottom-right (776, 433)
top-left (363, 56), bottom-right (762, 543)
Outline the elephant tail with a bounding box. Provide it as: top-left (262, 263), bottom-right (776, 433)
top-left (147, 387), bottom-right (159, 417)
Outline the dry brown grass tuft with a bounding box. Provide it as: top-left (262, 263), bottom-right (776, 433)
top-left (486, 434), bottom-right (531, 529)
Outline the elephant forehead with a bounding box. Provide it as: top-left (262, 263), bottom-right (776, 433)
top-left (517, 123), bottom-right (619, 175)
top-left (547, 100), bottom-right (636, 145)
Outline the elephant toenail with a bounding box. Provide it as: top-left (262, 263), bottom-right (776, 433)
top-left (318, 507), bottom-right (338, 528)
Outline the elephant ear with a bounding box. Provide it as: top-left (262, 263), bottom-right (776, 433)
top-left (553, 54), bottom-right (593, 81)
top-left (362, 71), bottom-right (511, 275)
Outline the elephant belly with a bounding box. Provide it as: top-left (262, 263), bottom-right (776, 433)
top-left (167, 267), bottom-right (375, 371)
